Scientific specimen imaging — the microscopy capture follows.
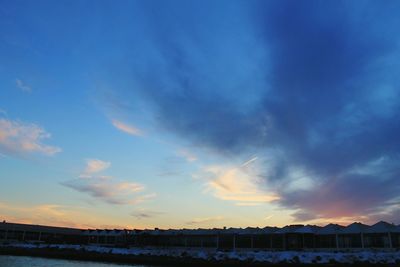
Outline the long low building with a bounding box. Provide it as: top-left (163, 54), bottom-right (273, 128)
top-left (1, 221), bottom-right (400, 250)
top-left (132, 221), bottom-right (400, 250)
top-left (0, 222), bottom-right (130, 246)
top-left (81, 229), bottom-right (131, 246)
top-left (0, 221), bottom-right (84, 244)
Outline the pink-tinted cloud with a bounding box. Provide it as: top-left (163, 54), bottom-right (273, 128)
top-left (0, 118), bottom-right (61, 156)
top-left (84, 159), bottom-right (111, 174)
top-left (112, 119), bottom-right (142, 136)
top-left (62, 159), bottom-right (154, 205)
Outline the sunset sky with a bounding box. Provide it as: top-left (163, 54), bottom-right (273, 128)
top-left (1, 0), bottom-right (400, 229)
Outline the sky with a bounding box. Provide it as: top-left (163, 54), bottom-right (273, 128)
top-left (1, 0), bottom-right (400, 229)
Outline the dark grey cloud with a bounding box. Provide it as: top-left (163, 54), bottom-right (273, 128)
top-left (96, 1), bottom-right (400, 222)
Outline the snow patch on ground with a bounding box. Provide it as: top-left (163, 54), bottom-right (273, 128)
top-left (3, 244), bottom-right (400, 264)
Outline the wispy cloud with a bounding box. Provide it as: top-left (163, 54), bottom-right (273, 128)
top-left (84, 159), bottom-right (111, 174)
top-left (129, 193), bottom-right (157, 205)
top-left (156, 149), bottom-right (196, 177)
top-left (0, 118), bottom-right (61, 156)
top-left (62, 159), bottom-right (154, 205)
top-left (176, 149), bottom-right (197, 162)
top-left (235, 202), bottom-right (263, 207)
top-left (241, 156), bottom-right (258, 167)
top-left (62, 178), bottom-right (145, 205)
top-left (186, 216), bottom-right (224, 225)
top-left (111, 119), bottom-right (142, 136)
top-left (131, 209), bottom-right (165, 220)
top-left (16, 79), bottom-right (32, 93)
top-left (157, 170), bottom-right (183, 177)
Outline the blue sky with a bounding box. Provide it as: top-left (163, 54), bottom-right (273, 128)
top-left (1, 0), bottom-right (400, 229)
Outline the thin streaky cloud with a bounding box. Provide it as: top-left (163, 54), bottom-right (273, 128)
top-left (241, 156), bottom-right (258, 167)
top-left (16, 79), bottom-right (32, 93)
top-left (131, 209), bottom-right (165, 220)
top-left (176, 149), bottom-right (197, 162)
top-left (129, 193), bottom-right (156, 205)
top-left (264, 215), bottom-right (273, 221)
top-left (111, 119), bottom-right (142, 136)
top-left (186, 216), bottom-right (224, 225)
top-left (235, 202), bottom-right (262, 207)
top-left (84, 159), bottom-right (111, 174)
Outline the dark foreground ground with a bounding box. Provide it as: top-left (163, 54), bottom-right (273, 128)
top-left (1, 246), bottom-right (400, 267)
